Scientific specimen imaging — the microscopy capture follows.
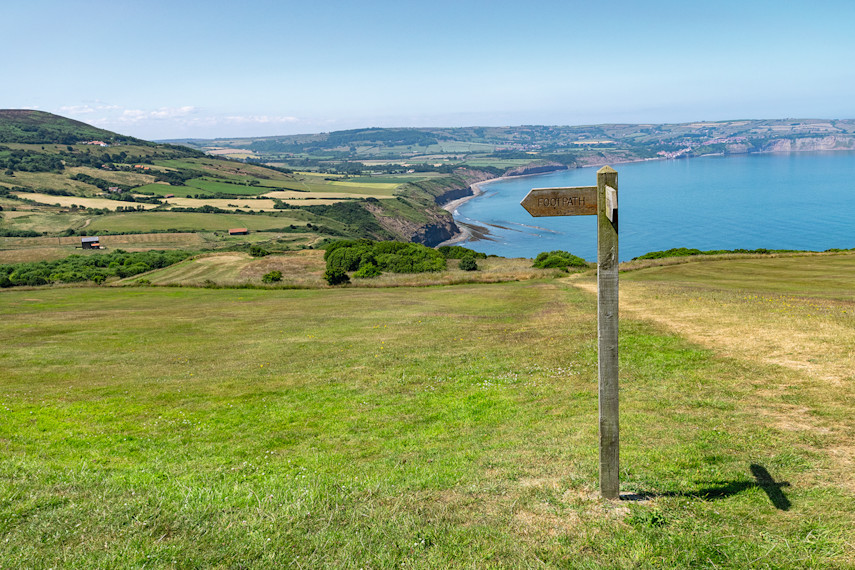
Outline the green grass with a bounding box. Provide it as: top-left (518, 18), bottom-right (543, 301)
top-left (345, 173), bottom-right (443, 184)
top-left (185, 178), bottom-right (273, 195)
top-left (1, 278), bottom-right (853, 567)
top-left (85, 211), bottom-right (312, 233)
top-left (133, 183), bottom-right (197, 197)
top-left (0, 208), bottom-right (89, 233)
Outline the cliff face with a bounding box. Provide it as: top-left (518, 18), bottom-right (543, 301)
top-left (362, 168), bottom-right (499, 246)
top-left (504, 161), bottom-right (569, 177)
top-left (363, 201), bottom-right (459, 247)
top-left (760, 136), bottom-right (855, 153)
top-left (433, 168), bottom-right (496, 205)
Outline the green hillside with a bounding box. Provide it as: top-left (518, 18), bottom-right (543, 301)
top-left (0, 109), bottom-right (147, 145)
top-left (0, 111), bottom-right (477, 259)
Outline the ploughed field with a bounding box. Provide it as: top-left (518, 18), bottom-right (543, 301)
top-left (1, 253), bottom-right (854, 567)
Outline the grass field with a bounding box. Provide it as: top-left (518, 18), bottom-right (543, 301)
top-left (85, 211), bottom-right (311, 233)
top-left (0, 208), bottom-right (90, 234)
top-left (0, 233), bottom-right (207, 263)
top-left (128, 251), bottom-right (561, 288)
top-left (1, 254), bottom-right (854, 567)
top-left (1, 171), bottom-right (98, 195)
top-left (66, 166), bottom-right (157, 188)
top-left (13, 192), bottom-right (160, 211)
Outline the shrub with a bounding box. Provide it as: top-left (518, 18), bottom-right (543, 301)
top-left (324, 268), bottom-right (350, 286)
top-left (262, 270), bottom-right (283, 283)
top-left (354, 263), bottom-right (381, 278)
top-left (249, 245), bottom-right (270, 257)
top-left (458, 256), bottom-right (478, 271)
top-left (532, 250), bottom-right (589, 270)
top-left (438, 245), bottom-right (487, 260)
top-left (323, 239), bottom-right (446, 275)
top-left (326, 244), bottom-right (372, 272)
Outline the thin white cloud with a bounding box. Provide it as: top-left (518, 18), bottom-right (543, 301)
top-left (53, 104), bottom-right (305, 138)
top-left (60, 105), bottom-right (96, 115)
top-left (149, 106), bottom-right (197, 119)
top-left (222, 115), bottom-right (299, 125)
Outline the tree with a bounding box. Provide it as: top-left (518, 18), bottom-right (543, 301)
top-left (262, 270), bottom-right (282, 283)
top-left (324, 268), bottom-right (350, 286)
top-left (249, 245), bottom-right (270, 257)
top-left (459, 256), bottom-right (478, 271)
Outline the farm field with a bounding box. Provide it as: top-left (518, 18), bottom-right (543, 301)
top-left (127, 251), bottom-right (559, 288)
top-left (13, 192), bottom-right (160, 211)
top-left (0, 207), bottom-right (90, 234)
top-left (84, 211), bottom-right (312, 233)
top-left (1, 254), bottom-right (854, 567)
top-left (0, 233), bottom-right (207, 263)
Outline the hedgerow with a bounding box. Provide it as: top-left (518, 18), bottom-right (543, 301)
top-left (0, 249), bottom-right (192, 287)
top-left (437, 245), bottom-right (487, 259)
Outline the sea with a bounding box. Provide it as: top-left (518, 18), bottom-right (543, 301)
top-left (452, 151), bottom-right (855, 262)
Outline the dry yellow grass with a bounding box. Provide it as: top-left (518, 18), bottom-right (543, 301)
top-left (571, 267), bottom-right (855, 492)
top-left (13, 192), bottom-right (160, 210)
top-left (163, 197), bottom-right (345, 210)
top-left (262, 190), bottom-right (394, 200)
top-left (0, 247), bottom-right (78, 264)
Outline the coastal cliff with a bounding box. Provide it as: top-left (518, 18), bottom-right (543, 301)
top-left (760, 136), bottom-right (855, 153)
top-left (364, 168), bottom-right (498, 247)
top-left (432, 168), bottom-right (497, 205)
top-left (364, 201), bottom-right (459, 247)
top-left (504, 161), bottom-right (569, 177)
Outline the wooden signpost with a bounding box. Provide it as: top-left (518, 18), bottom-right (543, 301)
top-left (521, 166), bottom-right (620, 499)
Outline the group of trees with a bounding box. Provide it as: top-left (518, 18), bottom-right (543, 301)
top-left (323, 239), bottom-right (447, 283)
top-left (0, 148), bottom-right (65, 173)
top-left (0, 249), bottom-right (192, 287)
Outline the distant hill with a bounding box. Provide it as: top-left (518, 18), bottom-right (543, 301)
top-left (171, 119), bottom-right (855, 176)
top-left (0, 110), bottom-right (147, 145)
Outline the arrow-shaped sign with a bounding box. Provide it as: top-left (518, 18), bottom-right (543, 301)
top-left (520, 186), bottom-right (598, 217)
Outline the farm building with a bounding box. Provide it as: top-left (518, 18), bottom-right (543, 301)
top-left (229, 228), bottom-right (249, 235)
top-left (81, 236), bottom-right (102, 250)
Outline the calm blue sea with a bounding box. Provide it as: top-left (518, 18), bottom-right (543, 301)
top-left (453, 152), bottom-right (855, 261)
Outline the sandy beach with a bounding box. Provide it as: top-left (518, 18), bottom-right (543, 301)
top-left (437, 177), bottom-right (505, 246)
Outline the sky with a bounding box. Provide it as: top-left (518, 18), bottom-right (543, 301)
top-left (6, 0), bottom-right (855, 140)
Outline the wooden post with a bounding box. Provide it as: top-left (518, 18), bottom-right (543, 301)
top-left (520, 166), bottom-right (620, 500)
top-left (597, 166), bottom-right (619, 499)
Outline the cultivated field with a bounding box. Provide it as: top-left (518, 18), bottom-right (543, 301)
top-left (1, 254), bottom-right (853, 567)
top-left (0, 233), bottom-right (207, 263)
top-left (13, 192), bottom-right (160, 211)
top-left (85, 211), bottom-right (311, 233)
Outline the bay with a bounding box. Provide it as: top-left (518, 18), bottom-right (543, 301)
top-left (452, 152), bottom-right (855, 261)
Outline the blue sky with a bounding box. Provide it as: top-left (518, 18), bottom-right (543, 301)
top-left (6, 0), bottom-right (854, 139)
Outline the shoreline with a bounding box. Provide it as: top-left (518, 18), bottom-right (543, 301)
top-left (438, 177), bottom-right (504, 246)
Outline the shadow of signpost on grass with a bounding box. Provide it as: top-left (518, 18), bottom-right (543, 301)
top-left (622, 463), bottom-right (792, 511)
